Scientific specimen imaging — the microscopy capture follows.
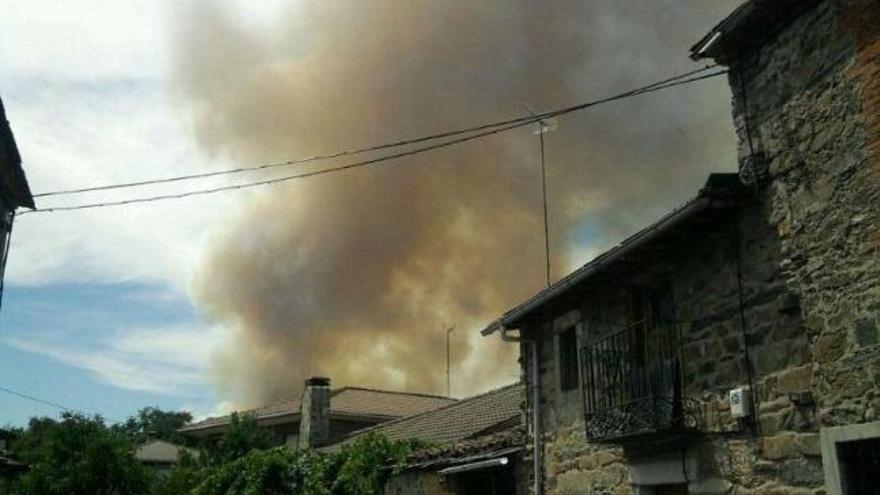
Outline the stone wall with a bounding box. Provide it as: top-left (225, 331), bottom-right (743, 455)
top-left (382, 457), bottom-right (527, 495)
top-left (511, 1), bottom-right (879, 493)
top-left (382, 471), bottom-right (453, 495)
top-left (520, 197), bottom-right (824, 493)
top-left (730, 0), bottom-right (880, 433)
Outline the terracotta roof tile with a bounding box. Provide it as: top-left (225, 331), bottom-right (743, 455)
top-left (329, 387), bottom-right (455, 418)
top-left (404, 427), bottom-right (524, 468)
top-left (325, 383), bottom-right (522, 451)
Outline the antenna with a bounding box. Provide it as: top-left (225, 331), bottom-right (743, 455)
top-left (521, 102), bottom-right (557, 287)
top-left (445, 324), bottom-right (456, 397)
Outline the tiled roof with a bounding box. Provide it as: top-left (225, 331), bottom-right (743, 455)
top-left (0, 97), bottom-right (34, 209)
top-left (325, 383), bottom-right (522, 451)
top-left (329, 387), bottom-right (454, 418)
top-left (0, 455), bottom-right (27, 472)
top-left (690, 0), bottom-right (822, 63)
top-left (404, 427), bottom-right (524, 468)
top-left (181, 387), bottom-right (455, 432)
top-left (135, 440), bottom-right (198, 464)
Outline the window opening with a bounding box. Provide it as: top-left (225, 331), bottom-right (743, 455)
top-left (559, 327), bottom-right (578, 391)
top-left (838, 437), bottom-right (880, 494)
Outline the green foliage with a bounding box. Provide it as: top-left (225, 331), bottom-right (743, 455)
top-left (149, 451), bottom-right (207, 495)
top-left (6, 417), bottom-right (59, 465)
top-left (192, 448), bottom-right (335, 495)
top-left (202, 412), bottom-right (272, 465)
top-left (181, 432), bottom-right (422, 495)
top-left (7, 409), bottom-right (421, 495)
top-left (8, 413), bottom-right (152, 495)
top-left (333, 433), bottom-right (424, 494)
top-left (113, 407), bottom-right (193, 446)
top-left (151, 412), bottom-right (275, 495)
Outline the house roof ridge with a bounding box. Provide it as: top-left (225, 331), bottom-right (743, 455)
top-left (182, 384), bottom-right (457, 432)
top-left (180, 398), bottom-right (300, 430)
top-left (332, 385), bottom-right (456, 401)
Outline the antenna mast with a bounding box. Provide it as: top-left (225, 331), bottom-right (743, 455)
top-left (521, 102), bottom-right (557, 287)
top-left (445, 324), bottom-right (455, 396)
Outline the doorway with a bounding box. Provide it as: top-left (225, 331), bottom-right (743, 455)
top-left (838, 437), bottom-right (880, 494)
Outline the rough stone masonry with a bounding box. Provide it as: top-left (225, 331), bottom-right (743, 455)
top-left (501, 1), bottom-right (880, 494)
top-left (729, 0), bottom-right (880, 430)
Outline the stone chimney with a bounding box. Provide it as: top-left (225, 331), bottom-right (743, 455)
top-left (298, 376), bottom-right (331, 448)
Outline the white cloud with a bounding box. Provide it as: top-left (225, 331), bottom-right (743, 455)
top-left (6, 324), bottom-right (227, 397)
top-left (0, 0), bottom-right (295, 294)
top-left (0, 0), bottom-right (170, 82)
top-left (2, 80), bottom-right (241, 293)
top-left (183, 400), bottom-right (236, 422)
top-left (0, 0), bottom-right (299, 414)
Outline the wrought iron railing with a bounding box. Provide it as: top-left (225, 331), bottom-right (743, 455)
top-left (580, 319), bottom-right (702, 441)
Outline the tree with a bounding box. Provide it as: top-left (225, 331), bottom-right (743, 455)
top-left (188, 432), bottom-right (424, 495)
top-left (192, 447), bottom-right (334, 495)
top-left (204, 412), bottom-right (272, 465)
top-left (8, 413), bottom-right (152, 495)
top-left (152, 412), bottom-right (276, 495)
top-left (112, 407), bottom-right (193, 446)
top-left (333, 433), bottom-right (422, 494)
top-left (5, 417), bottom-right (57, 465)
top-left (149, 449), bottom-right (206, 495)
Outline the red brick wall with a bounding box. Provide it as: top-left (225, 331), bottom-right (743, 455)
top-left (843, 0), bottom-right (880, 190)
top-left (842, 0), bottom-right (880, 251)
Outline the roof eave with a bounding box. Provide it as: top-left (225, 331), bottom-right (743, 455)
top-left (689, 0), bottom-right (823, 63)
top-left (690, 1), bottom-right (755, 62)
top-left (482, 196), bottom-right (714, 335)
top-left (0, 98), bottom-right (35, 210)
top-left (482, 174), bottom-right (748, 336)
top-left (179, 409), bottom-right (400, 435)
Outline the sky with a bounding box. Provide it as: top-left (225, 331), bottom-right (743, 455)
top-left (0, 0), bottom-right (257, 425)
top-left (0, 1), bottom-right (740, 427)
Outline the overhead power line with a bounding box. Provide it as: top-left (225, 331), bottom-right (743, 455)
top-left (22, 67), bottom-right (728, 215)
top-left (33, 64), bottom-right (720, 199)
top-left (0, 385), bottom-right (75, 413)
top-left (0, 384), bottom-right (123, 423)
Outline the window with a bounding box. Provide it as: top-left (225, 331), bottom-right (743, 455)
top-left (558, 327), bottom-right (579, 391)
top-left (838, 438), bottom-right (880, 494)
top-left (820, 422), bottom-right (880, 495)
top-left (630, 284), bottom-right (676, 367)
top-left (653, 484), bottom-right (689, 495)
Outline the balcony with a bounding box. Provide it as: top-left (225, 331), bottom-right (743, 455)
top-left (580, 319), bottom-right (703, 442)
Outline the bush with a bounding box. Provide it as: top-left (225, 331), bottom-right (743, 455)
top-left (333, 433), bottom-right (423, 494)
top-left (184, 432), bottom-right (424, 495)
top-left (8, 410), bottom-right (421, 495)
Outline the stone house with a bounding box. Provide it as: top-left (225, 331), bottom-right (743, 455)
top-left (134, 439), bottom-right (199, 477)
top-left (325, 383), bottom-right (525, 495)
top-left (482, 0), bottom-right (880, 493)
top-left (180, 377), bottom-right (455, 449)
top-left (0, 97), bottom-right (35, 308)
top-left (0, 430), bottom-right (27, 490)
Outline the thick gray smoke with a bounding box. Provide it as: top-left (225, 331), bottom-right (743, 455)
top-left (172, 1), bottom-right (741, 406)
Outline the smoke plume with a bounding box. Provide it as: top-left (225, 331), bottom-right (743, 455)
top-left (173, 1), bottom-right (741, 406)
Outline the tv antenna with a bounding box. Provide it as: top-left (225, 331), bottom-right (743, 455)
top-left (445, 324), bottom-right (455, 397)
top-left (521, 102), bottom-right (557, 288)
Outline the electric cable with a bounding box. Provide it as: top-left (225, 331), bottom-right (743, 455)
top-left (33, 64), bottom-right (720, 199)
top-left (0, 385), bottom-right (123, 423)
top-left (22, 68), bottom-right (728, 215)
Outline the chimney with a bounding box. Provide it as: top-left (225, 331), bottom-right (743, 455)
top-left (298, 376), bottom-right (331, 448)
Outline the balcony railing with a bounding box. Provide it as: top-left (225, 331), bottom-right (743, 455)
top-left (580, 319), bottom-right (702, 441)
